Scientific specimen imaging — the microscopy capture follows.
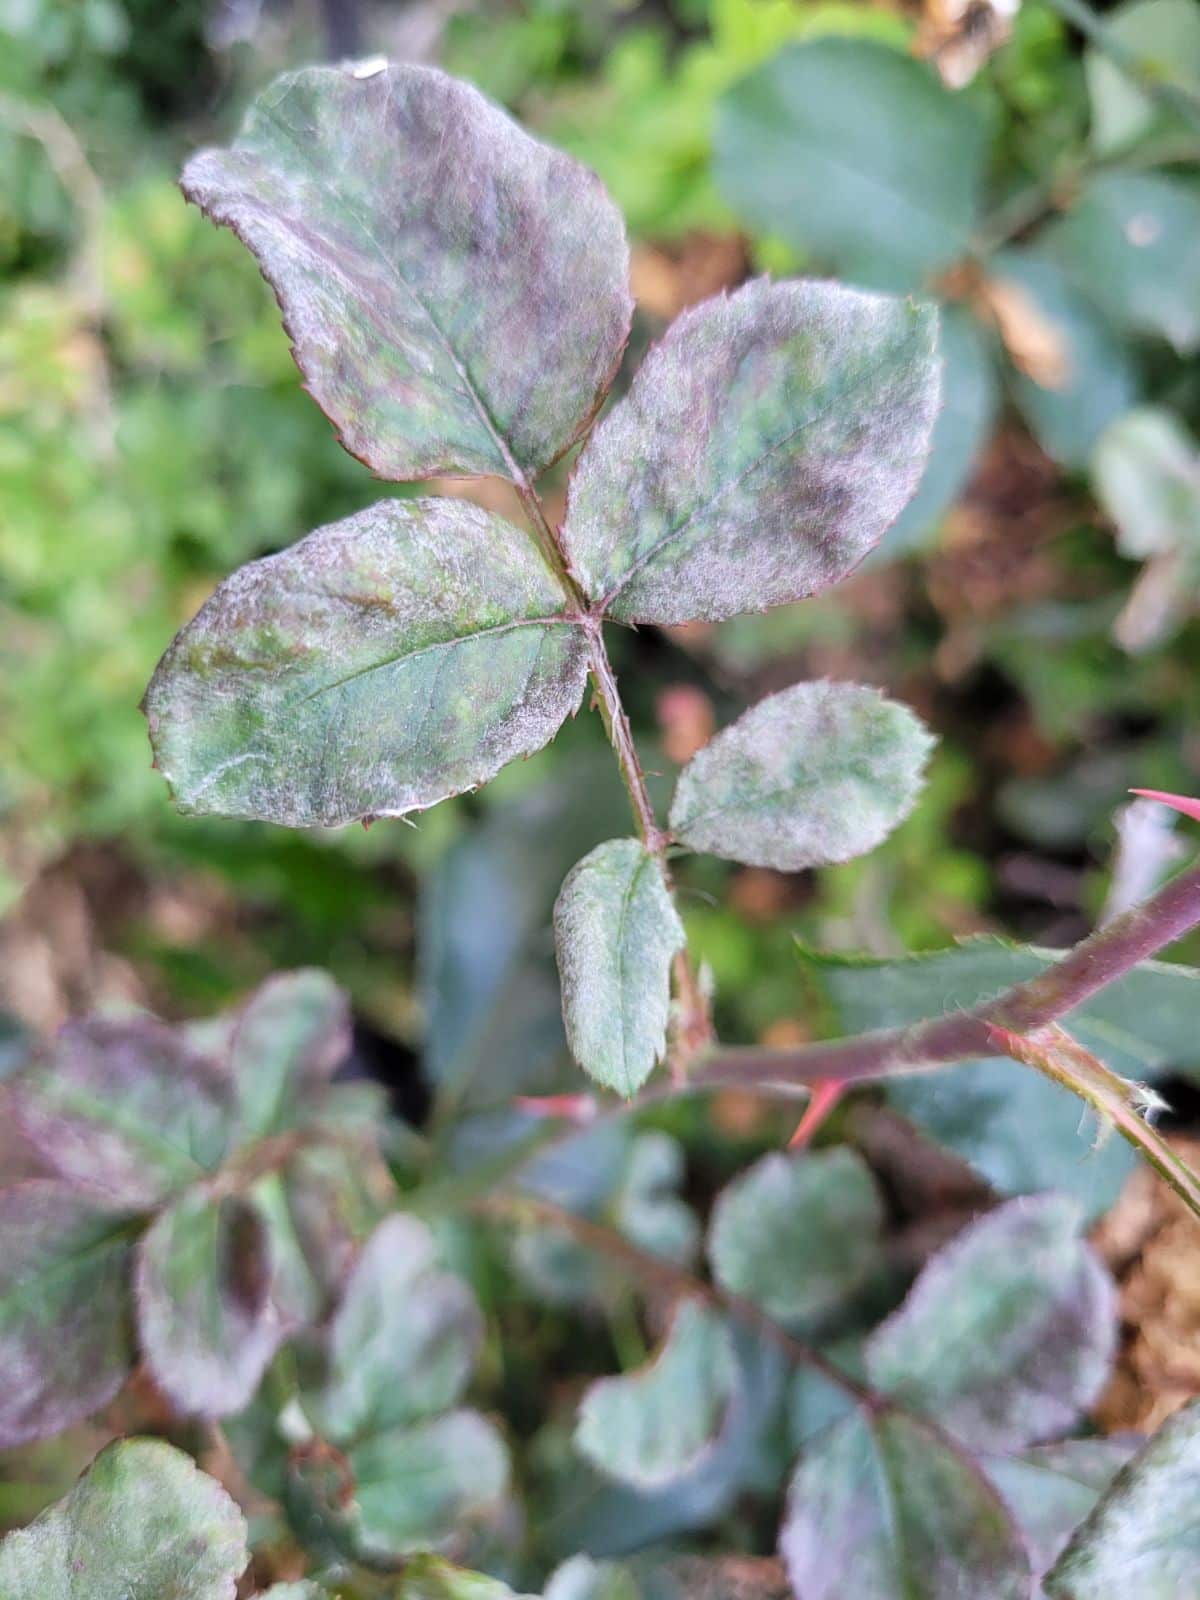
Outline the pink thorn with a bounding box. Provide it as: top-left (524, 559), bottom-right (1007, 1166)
top-left (787, 1078), bottom-right (846, 1150)
top-left (513, 1093), bottom-right (598, 1125)
top-left (1130, 789), bottom-right (1200, 824)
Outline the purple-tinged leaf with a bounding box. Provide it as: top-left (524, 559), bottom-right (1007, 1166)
top-left (181, 63), bottom-right (631, 483)
top-left (562, 278), bottom-right (939, 624)
top-left (13, 1017), bottom-right (233, 1208)
top-left (574, 1301), bottom-right (739, 1489)
top-left (780, 1408), bottom-right (1031, 1599)
top-left (0, 1437), bottom-right (248, 1599)
top-left (669, 680), bottom-right (933, 871)
top-left (981, 1438), bottom-right (1139, 1592)
top-left (1045, 1400), bottom-right (1200, 1597)
top-left (135, 1187), bottom-right (282, 1417)
top-left (554, 839), bottom-right (685, 1098)
top-left (144, 498), bottom-right (589, 827)
top-left (229, 969), bottom-right (350, 1138)
top-left (707, 1148), bottom-right (884, 1330)
top-left (310, 1214), bottom-right (483, 1443)
top-left (866, 1195), bottom-right (1117, 1452)
top-left (0, 1181), bottom-right (138, 1448)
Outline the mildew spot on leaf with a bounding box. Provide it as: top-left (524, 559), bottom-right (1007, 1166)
top-left (669, 679), bottom-right (934, 871)
top-left (0, 1437), bottom-right (248, 1599)
top-left (866, 1194), bottom-right (1117, 1453)
top-left (181, 63), bottom-right (632, 482)
top-left (144, 498), bottom-right (590, 827)
top-left (553, 839), bottom-right (684, 1097)
top-left (563, 278), bottom-right (939, 624)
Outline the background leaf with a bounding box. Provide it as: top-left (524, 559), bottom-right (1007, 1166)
top-left (135, 1187), bottom-right (281, 1416)
top-left (1086, 0), bottom-right (1200, 154)
top-left (715, 38), bottom-right (990, 290)
top-left (0, 1182), bottom-right (137, 1448)
top-left (13, 1017), bottom-right (233, 1207)
top-left (182, 63), bottom-right (632, 481)
top-left (707, 1148), bottom-right (884, 1330)
top-left (545, 1556), bottom-right (641, 1599)
top-left (575, 1302), bottom-right (739, 1488)
top-left (1092, 407), bottom-right (1200, 560)
top-left (865, 1195), bottom-right (1117, 1452)
top-left (0, 1437), bottom-right (247, 1599)
top-left (562, 278), bottom-right (939, 624)
top-left (553, 839), bottom-right (684, 1097)
top-left (229, 969), bottom-right (350, 1139)
top-left (144, 498), bottom-right (589, 827)
top-left (1046, 1400), bottom-right (1200, 1597)
top-left (310, 1213), bottom-right (483, 1443)
top-left (881, 307), bottom-right (999, 557)
top-left (996, 252), bottom-right (1139, 468)
top-left (780, 1408), bottom-right (1030, 1599)
top-left (1042, 174), bottom-right (1200, 355)
top-left (348, 1410), bottom-right (511, 1560)
top-left (669, 681), bottom-right (933, 871)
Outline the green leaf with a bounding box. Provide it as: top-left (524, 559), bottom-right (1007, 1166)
top-left (980, 1439), bottom-right (1139, 1591)
top-left (881, 307), bottom-right (999, 557)
top-left (311, 1214), bottom-right (482, 1443)
top-left (13, 1017), bottom-right (233, 1207)
top-left (780, 1408), bottom-right (1030, 1599)
top-left (996, 252), bottom-right (1139, 469)
top-left (144, 498), bottom-right (589, 827)
top-left (865, 1196), bottom-right (1116, 1452)
top-left (348, 1410), bottom-right (511, 1559)
top-left (715, 39), bottom-right (990, 291)
top-left (135, 1187), bottom-right (281, 1416)
top-left (553, 840), bottom-right (684, 1097)
top-left (707, 1148), bottom-right (884, 1330)
top-left (1093, 407), bottom-right (1200, 560)
top-left (0, 1437), bottom-right (247, 1599)
top-left (612, 1132), bottom-right (700, 1268)
top-left (1086, 0), bottom-right (1200, 155)
top-left (1046, 1400), bottom-right (1200, 1597)
top-left (561, 278), bottom-right (939, 624)
top-left (229, 969), bottom-right (350, 1138)
top-left (545, 1556), bottom-right (641, 1600)
top-left (0, 1182), bottom-right (137, 1448)
top-left (1043, 175), bottom-right (1200, 355)
top-left (574, 1302), bottom-right (739, 1488)
top-left (259, 1587), bottom-right (326, 1598)
top-left (669, 681), bottom-right (933, 871)
top-left (182, 63), bottom-right (631, 481)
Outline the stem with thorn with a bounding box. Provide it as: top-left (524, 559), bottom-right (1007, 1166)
top-left (690, 854), bottom-right (1200, 1096)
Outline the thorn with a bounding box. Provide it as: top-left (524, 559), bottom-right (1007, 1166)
top-left (787, 1078), bottom-right (846, 1150)
top-left (1130, 789), bottom-right (1200, 824)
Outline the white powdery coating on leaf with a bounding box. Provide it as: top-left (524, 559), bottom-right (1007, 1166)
top-left (143, 497), bottom-right (589, 827)
top-left (562, 276), bottom-right (940, 624)
top-left (0, 1437), bottom-right (248, 1599)
top-left (574, 1301), bottom-right (739, 1489)
top-left (553, 838), bottom-right (685, 1097)
top-left (135, 1190), bottom-right (283, 1418)
top-left (866, 1194), bottom-right (1118, 1453)
top-left (1045, 1400), bottom-right (1200, 1596)
top-left (181, 63), bottom-right (631, 481)
top-left (669, 679), bottom-right (935, 871)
